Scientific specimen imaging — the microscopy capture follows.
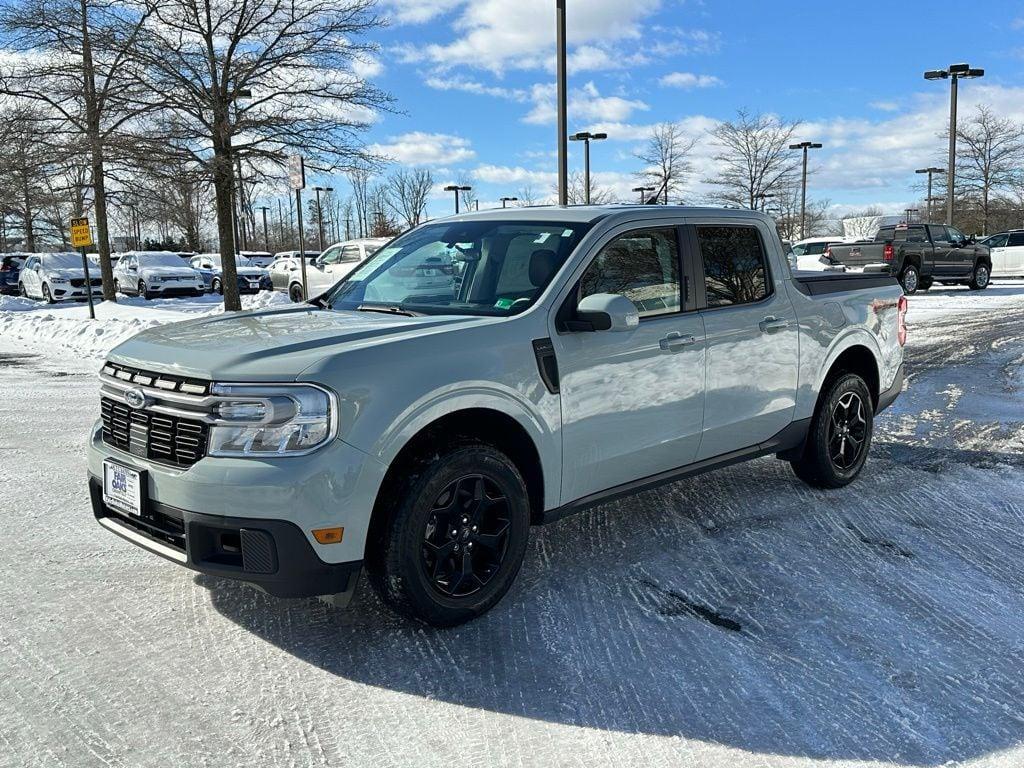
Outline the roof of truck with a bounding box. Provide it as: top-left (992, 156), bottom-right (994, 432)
top-left (439, 204), bottom-right (777, 226)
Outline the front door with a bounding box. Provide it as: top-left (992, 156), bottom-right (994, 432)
top-left (22, 257), bottom-right (40, 297)
top-left (946, 226), bottom-right (976, 275)
top-left (692, 222), bottom-right (799, 459)
top-left (554, 225), bottom-right (706, 504)
top-left (927, 225), bottom-right (957, 276)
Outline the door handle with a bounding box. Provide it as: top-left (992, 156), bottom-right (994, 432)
top-left (759, 316), bottom-right (789, 334)
top-left (659, 332), bottom-right (696, 351)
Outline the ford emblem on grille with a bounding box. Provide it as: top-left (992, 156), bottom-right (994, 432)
top-left (125, 388), bottom-right (149, 409)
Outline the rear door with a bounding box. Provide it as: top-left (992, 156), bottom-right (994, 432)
top-left (554, 224), bottom-right (706, 503)
top-left (692, 220), bottom-right (799, 460)
top-left (985, 233), bottom-right (1010, 276)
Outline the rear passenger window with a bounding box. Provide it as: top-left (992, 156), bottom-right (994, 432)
top-left (1007, 232), bottom-right (1024, 247)
top-left (697, 226), bottom-right (770, 308)
top-left (579, 228), bottom-right (680, 318)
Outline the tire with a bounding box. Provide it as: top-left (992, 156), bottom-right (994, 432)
top-left (968, 262), bottom-right (990, 290)
top-left (212, 278), bottom-right (222, 295)
top-left (138, 280), bottom-right (151, 299)
top-left (791, 372), bottom-right (874, 489)
top-left (42, 283), bottom-right (54, 304)
top-left (289, 283), bottom-right (304, 303)
top-left (17, 282), bottom-right (26, 298)
top-left (366, 440), bottom-right (531, 627)
top-left (899, 264), bottom-right (920, 295)
top-left (114, 279), bottom-right (121, 295)
top-left (918, 277), bottom-right (933, 291)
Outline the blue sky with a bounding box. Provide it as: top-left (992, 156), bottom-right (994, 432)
top-left (330, 0), bottom-right (1024, 219)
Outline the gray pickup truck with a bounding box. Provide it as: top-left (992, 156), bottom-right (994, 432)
top-left (88, 206), bottom-right (906, 626)
top-left (825, 223), bottom-right (992, 294)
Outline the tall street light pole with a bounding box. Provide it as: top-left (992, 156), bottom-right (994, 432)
top-left (915, 167), bottom-right (945, 223)
top-left (555, 0), bottom-right (568, 206)
top-left (632, 186), bottom-right (655, 204)
top-left (569, 132), bottom-right (608, 204)
top-left (312, 186), bottom-right (333, 250)
top-left (788, 140), bottom-right (822, 240)
top-left (925, 63), bottom-right (984, 225)
top-left (500, 196), bottom-right (518, 208)
top-left (444, 185), bottom-right (471, 214)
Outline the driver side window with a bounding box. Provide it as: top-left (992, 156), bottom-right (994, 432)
top-left (579, 228), bottom-right (681, 318)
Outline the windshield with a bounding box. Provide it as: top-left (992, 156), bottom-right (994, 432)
top-left (139, 252), bottom-right (185, 267)
top-left (792, 241), bottom-right (834, 256)
top-left (41, 253), bottom-right (83, 270)
top-left (209, 255), bottom-right (255, 267)
top-left (325, 220), bottom-right (593, 316)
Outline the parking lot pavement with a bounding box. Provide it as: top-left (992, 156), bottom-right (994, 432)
top-left (2, 283), bottom-right (1024, 768)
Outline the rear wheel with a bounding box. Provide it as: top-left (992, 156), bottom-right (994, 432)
top-left (791, 373), bottom-right (873, 489)
top-left (366, 440), bottom-right (531, 627)
top-left (17, 282), bottom-right (26, 297)
top-left (969, 262), bottom-right (990, 290)
top-left (289, 282), bottom-right (304, 303)
top-left (899, 264), bottom-right (920, 295)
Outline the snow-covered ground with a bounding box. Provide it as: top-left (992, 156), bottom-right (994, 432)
top-left (2, 283), bottom-right (1024, 767)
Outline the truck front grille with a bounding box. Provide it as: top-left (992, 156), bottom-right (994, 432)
top-left (100, 396), bottom-right (209, 468)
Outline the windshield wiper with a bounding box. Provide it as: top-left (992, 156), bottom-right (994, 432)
top-left (354, 304), bottom-right (422, 317)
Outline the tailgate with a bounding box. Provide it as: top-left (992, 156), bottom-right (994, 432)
top-left (828, 243), bottom-right (888, 269)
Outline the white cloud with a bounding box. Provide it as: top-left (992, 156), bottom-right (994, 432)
top-left (868, 100), bottom-right (899, 112)
top-left (423, 74), bottom-right (526, 101)
top-left (381, 0), bottom-right (464, 25)
top-left (659, 72), bottom-right (723, 89)
top-left (352, 55), bottom-right (384, 80)
top-left (367, 132), bottom-right (476, 166)
top-left (401, 0), bottom-right (662, 73)
top-left (523, 81), bottom-right (648, 126)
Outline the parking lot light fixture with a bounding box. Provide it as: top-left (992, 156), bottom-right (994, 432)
top-left (788, 140), bottom-right (823, 239)
top-left (570, 131), bottom-right (609, 205)
top-left (924, 63), bottom-right (984, 225)
top-left (500, 196), bottom-right (518, 208)
top-left (632, 186), bottom-right (655, 204)
top-left (443, 184), bottom-right (472, 214)
top-left (915, 167), bottom-right (945, 222)
top-left (905, 208), bottom-right (920, 224)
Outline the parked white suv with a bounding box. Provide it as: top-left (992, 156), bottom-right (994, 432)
top-left (287, 238), bottom-right (389, 302)
top-left (980, 230), bottom-right (1024, 277)
top-left (112, 251), bottom-right (204, 299)
top-left (18, 252), bottom-right (102, 303)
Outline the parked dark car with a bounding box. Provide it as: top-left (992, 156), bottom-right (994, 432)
top-left (0, 254), bottom-right (25, 295)
top-left (824, 223), bottom-right (991, 294)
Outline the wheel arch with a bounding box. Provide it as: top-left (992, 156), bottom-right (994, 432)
top-left (816, 342), bottom-right (881, 412)
top-left (366, 407), bottom-right (548, 562)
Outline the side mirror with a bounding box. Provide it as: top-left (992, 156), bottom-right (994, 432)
top-left (575, 293), bottom-right (640, 332)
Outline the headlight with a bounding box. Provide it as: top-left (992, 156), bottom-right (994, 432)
top-left (49, 275), bottom-right (69, 283)
top-left (207, 383), bottom-right (336, 457)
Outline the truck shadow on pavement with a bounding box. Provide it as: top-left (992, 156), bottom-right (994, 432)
top-left (203, 441), bottom-right (1024, 766)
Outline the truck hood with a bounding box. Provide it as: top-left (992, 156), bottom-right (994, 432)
top-left (107, 306), bottom-right (486, 380)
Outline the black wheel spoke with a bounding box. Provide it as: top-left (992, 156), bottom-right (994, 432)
top-left (420, 473), bottom-right (513, 598)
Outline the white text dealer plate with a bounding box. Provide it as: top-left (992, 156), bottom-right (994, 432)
top-left (102, 460), bottom-right (142, 516)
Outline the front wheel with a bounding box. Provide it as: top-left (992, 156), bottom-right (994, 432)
top-left (366, 440), bottom-right (531, 627)
top-left (791, 373), bottom-right (874, 489)
top-left (288, 283), bottom-right (304, 303)
top-left (969, 262), bottom-right (990, 290)
top-left (212, 278), bottom-right (223, 295)
top-left (138, 280), bottom-right (153, 299)
top-left (42, 284), bottom-right (54, 304)
top-left (899, 264), bottom-right (920, 295)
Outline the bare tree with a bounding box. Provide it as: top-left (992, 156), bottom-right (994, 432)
top-left (563, 171), bottom-right (613, 205)
top-left (634, 122), bottom-right (696, 204)
top-left (517, 185), bottom-right (537, 207)
top-left (770, 180), bottom-right (832, 240)
top-left (125, 0), bottom-right (390, 310)
top-left (705, 110), bottom-right (802, 209)
top-left (348, 168), bottom-right (371, 238)
top-left (0, 0), bottom-right (155, 298)
top-left (0, 104), bottom-right (63, 251)
top-left (951, 105), bottom-right (1024, 234)
top-left (840, 207), bottom-right (886, 241)
top-left (385, 168), bottom-right (433, 228)
top-left (457, 173), bottom-right (478, 212)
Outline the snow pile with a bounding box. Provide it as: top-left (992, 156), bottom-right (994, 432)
top-left (0, 291), bottom-right (291, 359)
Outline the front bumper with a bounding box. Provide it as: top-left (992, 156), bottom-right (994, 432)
top-left (51, 284), bottom-right (103, 301)
top-left (89, 477), bottom-right (361, 597)
top-left (237, 276), bottom-right (272, 294)
top-left (149, 282), bottom-right (204, 296)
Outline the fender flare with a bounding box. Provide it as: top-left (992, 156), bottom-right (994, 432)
top-left (813, 327), bottom-right (884, 396)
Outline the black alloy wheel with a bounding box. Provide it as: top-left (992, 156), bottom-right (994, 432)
top-left (421, 474), bottom-right (512, 598)
top-left (828, 391), bottom-right (868, 471)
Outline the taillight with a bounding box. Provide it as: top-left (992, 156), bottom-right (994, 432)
top-left (897, 295), bottom-right (908, 346)
top-left (883, 243), bottom-right (894, 262)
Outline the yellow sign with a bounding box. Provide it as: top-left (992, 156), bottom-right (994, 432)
top-left (70, 216), bottom-right (93, 248)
